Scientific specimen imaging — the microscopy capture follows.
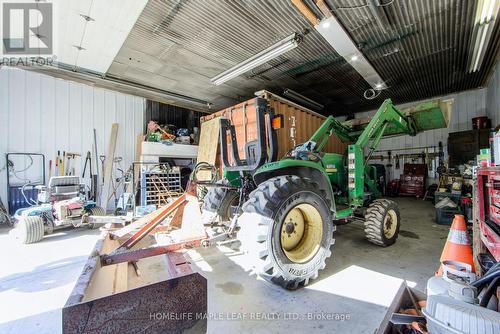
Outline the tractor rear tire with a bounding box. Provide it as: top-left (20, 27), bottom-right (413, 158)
top-left (201, 179), bottom-right (239, 224)
top-left (18, 216), bottom-right (45, 244)
top-left (238, 175), bottom-right (334, 290)
top-left (87, 206), bottom-right (106, 229)
top-left (364, 199), bottom-right (400, 246)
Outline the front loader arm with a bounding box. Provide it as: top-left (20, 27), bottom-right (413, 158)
top-left (309, 115), bottom-right (356, 151)
top-left (348, 99), bottom-right (417, 206)
top-left (309, 99), bottom-right (416, 154)
top-left (354, 99), bottom-right (417, 148)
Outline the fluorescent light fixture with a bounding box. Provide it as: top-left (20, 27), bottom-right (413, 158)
top-left (315, 16), bottom-right (385, 90)
top-left (211, 33), bottom-right (301, 85)
top-left (468, 0), bottom-right (500, 72)
top-left (283, 89), bottom-right (324, 110)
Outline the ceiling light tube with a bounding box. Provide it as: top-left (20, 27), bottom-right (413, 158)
top-left (467, 0), bottom-right (499, 72)
top-left (315, 16), bottom-right (386, 90)
top-left (283, 89), bottom-right (324, 110)
top-left (211, 33), bottom-right (301, 85)
top-left (472, 25), bottom-right (489, 72)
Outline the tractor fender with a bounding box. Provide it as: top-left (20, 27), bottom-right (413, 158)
top-left (253, 161), bottom-right (336, 212)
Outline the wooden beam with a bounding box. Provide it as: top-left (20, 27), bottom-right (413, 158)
top-left (316, 0), bottom-right (332, 18)
top-left (291, 0), bottom-right (320, 26)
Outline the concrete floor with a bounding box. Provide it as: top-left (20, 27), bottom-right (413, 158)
top-left (0, 197), bottom-right (449, 333)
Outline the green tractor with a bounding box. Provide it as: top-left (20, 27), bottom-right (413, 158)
top-left (203, 98), bottom-right (420, 289)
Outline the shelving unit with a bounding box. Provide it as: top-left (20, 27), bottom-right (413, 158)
top-left (140, 169), bottom-right (182, 207)
top-left (474, 167), bottom-right (500, 274)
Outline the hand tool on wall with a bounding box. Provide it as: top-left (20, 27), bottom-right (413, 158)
top-left (55, 151), bottom-right (60, 176)
top-left (386, 151), bottom-right (392, 181)
top-left (60, 151), bottom-right (65, 176)
top-left (48, 160), bottom-right (52, 179)
top-left (65, 152), bottom-right (81, 176)
top-left (82, 151), bottom-right (93, 199)
top-left (65, 154), bottom-right (70, 176)
top-left (99, 155), bottom-right (106, 183)
top-left (82, 151), bottom-right (92, 178)
top-left (93, 129), bottom-right (99, 183)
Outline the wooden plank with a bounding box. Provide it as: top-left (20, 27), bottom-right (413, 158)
top-left (291, 0), bottom-right (319, 25)
top-left (113, 262), bottom-right (129, 294)
top-left (110, 205), bottom-right (170, 239)
top-left (100, 123), bottom-right (119, 208)
top-left (196, 117), bottom-right (221, 181)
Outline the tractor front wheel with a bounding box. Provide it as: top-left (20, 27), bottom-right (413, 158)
top-left (238, 175), bottom-right (334, 290)
top-left (364, 199), bottom-right (400, 246)
top-left (18, 216), bottom-right (45, 244)
top-left (201, 179), bottom-right (239, 224)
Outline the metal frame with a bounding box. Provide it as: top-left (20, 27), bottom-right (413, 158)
top-left (100, 194), bottom-right (210, 267)
top-left (220, 98), bottom-right (278, 172)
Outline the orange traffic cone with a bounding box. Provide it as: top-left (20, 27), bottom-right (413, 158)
top-left (435, 214), bottom-right (474, 275)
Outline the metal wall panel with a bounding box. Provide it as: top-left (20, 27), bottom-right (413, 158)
top-left (357, 88), bottom-right (488, 181)
top-left (0, 68), bottom-right (145, 213)
top-left (486, 65), bottom-right (500, 127)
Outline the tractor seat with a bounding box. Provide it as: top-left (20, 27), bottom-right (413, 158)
top-left (244, 140), bottom-right (259, 167)
top-left (48, 176), bottom-right (81, 197)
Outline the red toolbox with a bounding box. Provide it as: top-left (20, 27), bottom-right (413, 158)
top-left (399, 164), bottom-right (426, 197)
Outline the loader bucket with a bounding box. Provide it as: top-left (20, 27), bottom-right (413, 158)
top-left (62, 232), bottom-right (207, 334)
top-left (343, 99), bottom-right (453, 137)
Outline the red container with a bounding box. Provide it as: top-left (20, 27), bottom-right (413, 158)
top-left (471, 116), bottom-right (490, 130)
top-left (403, 163), bottom-right (427, 175)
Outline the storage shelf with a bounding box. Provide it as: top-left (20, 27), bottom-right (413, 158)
top-left (140, 170), bottom-right (182, 207)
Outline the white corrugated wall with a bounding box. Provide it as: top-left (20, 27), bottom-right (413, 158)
top-left (486, 65), bottom-right (500, 127)
top-left (0, 67), bottom-right (145, 213)
top-left (357, 88), bottom-right (488, 181)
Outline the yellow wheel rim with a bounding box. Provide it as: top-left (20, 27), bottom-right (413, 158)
top-left (280, 203), bottom-right (323, 263)
top-left (383, 209), bottom-right (398, 238)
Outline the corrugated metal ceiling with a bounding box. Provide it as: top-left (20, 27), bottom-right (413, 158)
top-left (106, 0), bottom-right (500, 115)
